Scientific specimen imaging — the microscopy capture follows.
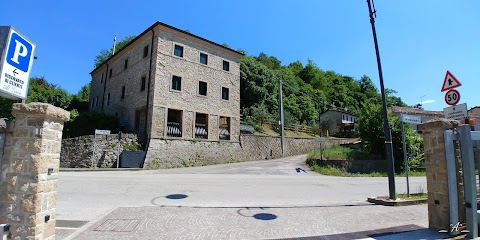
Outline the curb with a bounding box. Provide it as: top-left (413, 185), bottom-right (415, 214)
top-left (59, 168), bottom-right (143, 172)
top-left (367, 196), bottom-right (428, 206)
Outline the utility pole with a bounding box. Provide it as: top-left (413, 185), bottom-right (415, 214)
top-left (317, 98), bottom-right (322, 137)
top-left (279, 80), bottom-right (285, 157)
top-left (366, 0), bottom-right (396, 199)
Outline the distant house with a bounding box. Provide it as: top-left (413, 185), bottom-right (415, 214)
top-left (468, 106), bottom-right (480, 130)
top-left (319, 110), bottom-right (357, 137)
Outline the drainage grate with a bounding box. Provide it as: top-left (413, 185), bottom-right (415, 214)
top-left (94, 219), bottom-right (140, 232)
top-left (56, 220), bottom-right (89, 228)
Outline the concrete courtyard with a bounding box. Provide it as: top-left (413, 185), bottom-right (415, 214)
top-left (56, 155), bottom-right (448, 239)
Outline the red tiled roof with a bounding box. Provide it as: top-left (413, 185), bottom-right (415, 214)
top-left (388, 106), bottom-right (443, 117)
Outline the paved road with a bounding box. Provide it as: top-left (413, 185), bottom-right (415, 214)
top-left (57, 155), bottom-right (439, 239)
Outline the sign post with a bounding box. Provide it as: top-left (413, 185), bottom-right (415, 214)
top-left (400, 114), bottom-right (422, 196)
top-left (117, 131), bottom-right (122, 168)
top-left (0, 27), bottom-right (36, 100)
top-left (92, 129), bottom-right (111, 168)
top-left (313, 137), bottom-right (325, 160)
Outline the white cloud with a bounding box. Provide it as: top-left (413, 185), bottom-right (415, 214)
top-left (416, 100), bottom-right (435, 105)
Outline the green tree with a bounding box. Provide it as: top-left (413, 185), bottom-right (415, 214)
top-left (63, 111), bottom-right (119, 138)
top-left (251, 104), bottom-right (272, 128)
top-left (0, 97), bottom-right (16, 119)
top-left (27, 77), bottom-right (71, 109)
top-left (240, 56), bottom-right (277, 111)
top-left (357, 103), bottom-right (420, 172)
top-left (68, 83), bottom-right (90, 113)
top-left (94, 35), bottom-right (136, 68)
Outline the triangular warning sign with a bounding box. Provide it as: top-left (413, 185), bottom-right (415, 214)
top-left (441, 70), bottom-right (461, 92)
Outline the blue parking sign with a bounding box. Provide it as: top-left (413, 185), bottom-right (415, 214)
top-left (6, 32), bottom-right (33, 72)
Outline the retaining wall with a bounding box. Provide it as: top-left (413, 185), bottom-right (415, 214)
top-left (143, 135), bottom-right (350, 169)
top-left (60, 134), bottom-right (138, 168)
top-left (60, 134), bottom-right (350, 169)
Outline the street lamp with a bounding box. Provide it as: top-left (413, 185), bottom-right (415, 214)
top-left (366, 0), bottom-right (396, 200)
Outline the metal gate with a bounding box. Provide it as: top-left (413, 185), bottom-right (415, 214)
top-left (444, 124), bottom-right (479, 238)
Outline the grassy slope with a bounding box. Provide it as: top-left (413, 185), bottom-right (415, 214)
top-left (254, 124), bottom-right (317, 138)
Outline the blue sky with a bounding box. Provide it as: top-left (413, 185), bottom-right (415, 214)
top-left (3, 0), bottom-right (479, 111)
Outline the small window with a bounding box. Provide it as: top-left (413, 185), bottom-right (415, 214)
top-left (195, 113), bottom-right (208, 139)
top-left (96, 96), bottom-right (98, 106)
top-left (141, 76), bottom-right (146, 91)
top-left (223, 60), bottom-right (230, 71)
top-left (167, 109), bottom-right (183, 137)
top-left (124, 59), bottom-right (128, 70)
top-left (91, 98), bottom-right (95, 108)
top-left (174, 44), bottom-right (183, 57)
top-left (143, 45), bottom-right (149, 58)
top-left (219, 116), bottom-right (230, 140)
top-left (200, 53), bottom-right (208, 65)
top-left (198, 81), bottom-right (207, 96)
top-left (222, 87), bottom-right (229, 100)
top-left (171, 75), bottom-right (182, 91)
top-left (101, 73), bottom-right (104, 83)
top-left (109, 69), bottom-right (113, 78)
top-left (121, 86), bottom-right (125, 99)
top-left (107, 93), bottom-right (111, 105)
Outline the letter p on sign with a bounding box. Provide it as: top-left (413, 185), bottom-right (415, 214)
top-left (6, 32), bottom-right (33, 72)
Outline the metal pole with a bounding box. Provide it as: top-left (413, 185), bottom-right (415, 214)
top-left (279, 79), bottom-right (285, 157)
top-left (116, 135), bottom-right (120, 169)
top-left (366, 0), bottom-right (396, 199)
top-left (400, 117), bottom-right (410, 196)
top-left (92, 133), bottom-right (96, 168)
top-left (444, 130), bottom-right (459, 236)
top-left (458, 125), bottom-right (478, 238)
top-left (320, 142), bottom-right (323, 161)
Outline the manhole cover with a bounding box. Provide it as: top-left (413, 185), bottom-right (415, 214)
top-left (94, 219), bottom-right (140, 232)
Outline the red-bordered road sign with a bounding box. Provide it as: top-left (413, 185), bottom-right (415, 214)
top-left (441, 71), bottom-right (462, 92)
top-left (444, 89), bottom-right (460, 105)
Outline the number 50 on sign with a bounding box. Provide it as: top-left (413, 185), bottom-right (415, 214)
top-left (445, 89), bottom-right (460, 106)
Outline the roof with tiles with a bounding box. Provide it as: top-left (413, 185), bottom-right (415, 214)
top-left (388, 106), bottom-right (443, 117)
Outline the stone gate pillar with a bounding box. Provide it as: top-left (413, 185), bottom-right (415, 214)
top-left (0, 103), bottom-right (70, 240)
top-left (419, 119), bottom-right (462, 231)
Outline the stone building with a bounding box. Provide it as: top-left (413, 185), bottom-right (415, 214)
top-left (89, 22), bottom-right (243, 144)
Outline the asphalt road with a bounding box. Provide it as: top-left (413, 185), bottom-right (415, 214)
top-left (57, 155), bottom-right (427, 222)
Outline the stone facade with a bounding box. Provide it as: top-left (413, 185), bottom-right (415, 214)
top-left (90, 22), bottom-right (243, 145)
top-left (0, 103), bottom-right (70, 240)
top-left (60, 134), bottom-right (139, 168)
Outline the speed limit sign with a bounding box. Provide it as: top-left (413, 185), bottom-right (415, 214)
top-left (444, 89), bottom-right (460, 105)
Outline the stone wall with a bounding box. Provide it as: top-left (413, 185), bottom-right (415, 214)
top-left (60, 133), bottom-right (350, 169)
top-left (306, 159), bottom-right (388, 173)
top-left (60, 134), bottom-right (139, 168)
top-left (143, 135), bottom-right (350, 169)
